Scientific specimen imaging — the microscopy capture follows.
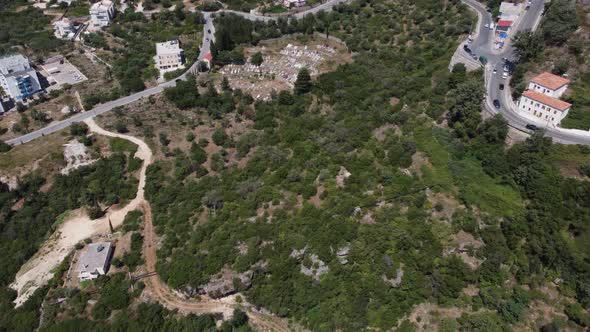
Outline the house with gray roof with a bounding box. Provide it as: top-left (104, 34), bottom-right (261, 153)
top-left (0, 54), bottom-right (41, 101)
top-left (77, 242), bottom-right (113, 281)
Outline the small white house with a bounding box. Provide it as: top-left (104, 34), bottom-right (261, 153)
top-left (283, 0), bottom-right (306, 8)
top-left (90, 0), bottom-right (115, 28)
top-left (154, 40), bottom-right (185, 73)
top-left (77, 242), bottom-right (113, 281)
top-left (53, 18), bottom-right (77, 40)
top-left (518, 90), bottom-right (571, 126)
top-left (528, 72), bottom-right (570, 99)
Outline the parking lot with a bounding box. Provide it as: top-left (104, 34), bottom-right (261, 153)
top-left (40, 56), bottom-right (88, 89)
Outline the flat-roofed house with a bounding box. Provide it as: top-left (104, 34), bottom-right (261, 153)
top-left (283, 0), bottom-right (306, 8)
top-left (90, 0), bottom-right (115, 28)
top-left (518, 90), bottom-right (572, 126)
top-left (0, 54), bottom-right (42, 101)
top-left (498, 2), bottom-right (521, 21)
top-left (53, 18), bottom-right (77, 40)
top-left (154, 40), bottom-right (185, 73)
top-left (77, 242), bottom-right (114, 281)
top-left (528, 72), bottom-right (570, 99)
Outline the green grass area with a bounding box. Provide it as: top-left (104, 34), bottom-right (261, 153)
top-left (450, 158), bottom-right (523, 217)
top-left (561, 73), bottom-right (590, 130)
top-left (109, 137), bottom-right (138, 154)
top-left (66, 2), bottom-right (90, 17)
top-left (414, 126), bottom-right (454, 191)
top-left (414, 125), bottom-right (523, 217)
top-left (0, 131), bottom-right (66, 176)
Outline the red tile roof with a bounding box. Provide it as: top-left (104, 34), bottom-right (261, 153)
top-left (203, 52), bottom-right (212, 61)
top-left (522, 90), bottom-right (572, 111)
top-left (530, 72), bottom-right (570, 90)
top-left (497, 20), bottom-right (513, 27)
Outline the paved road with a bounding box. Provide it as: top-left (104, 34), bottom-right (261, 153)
top-left (7, 0), bottom-right (349, 146)
top-left (461, 0), bottom-right (590, 145)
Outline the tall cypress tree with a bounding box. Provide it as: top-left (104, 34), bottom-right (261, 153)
top-left (294, 68), bottom-right (312, 95)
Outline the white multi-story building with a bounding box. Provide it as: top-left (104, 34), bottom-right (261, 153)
top-left (528, 72), bottom-right (570, 99)
top-left (0, 54), bottom-right (41, 101)
top-left (53, 18), bottom-right (77, 40)
top-left (77, 242), bottom-right (113, 281)
top-left (154, 40), bottom-right (185, 73)
top-left (283, 0), bottom-right (306, 8)
top-left (90, 0), bottom-right (115, 28)
top-left (518, 90), bottom-right (571, 126)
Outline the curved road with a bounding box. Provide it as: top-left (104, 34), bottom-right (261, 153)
top-left (460, 0), bottom-right (590, 145)
top-left (7, 0), bottom-right (348, 146)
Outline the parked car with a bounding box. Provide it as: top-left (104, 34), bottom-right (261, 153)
top-left (463, 44), bottom-right (471, 53)
top-left (502, 72), bottom-right (508, 79)
top-left (526, 124), bottom-right (538, 131)
top-left (468, 36), bottom-right (474, 43)
top-left (207, 29), bottom-right (211, 34)
top-left (493, 99), bottom-right (501, 109)
top-left (472, 54), bottom-right (478, 60)
top-left (493, 69), bottom-right (497, 74)
top-left (499, 84), bottom-right (504, 90)
top-left (484, 24), bottom-right (489, 29)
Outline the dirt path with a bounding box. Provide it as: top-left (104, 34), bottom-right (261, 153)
top-left (142, 202), bottom-right (292, 331)
top-left (9, 118), bottom-right (152, 306)
top-left (11, 118), bottom-right (294, 330)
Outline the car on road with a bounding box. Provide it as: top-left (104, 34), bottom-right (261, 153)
top-left (206, 38), bottom-right (209, 41)
top-left (502, 72), bottom-right (508, 79)
top-left (493, 99), bottom-right (501, 109)
top-left (484, 24), bottom-right (489, 29)
top-left (499, 84), bottom-right (504, 90)
top-left (526, 124), bottom-right (539, 131)
top-left (486, 6), bottom-right (491, 12)
top-left (463, 44), bottom-right (471, 53)
top-left (175, 78), bottom-right (182, 83)
top-left (207, 29), bottom-right (211, 34)
top-left (493, 69), bottom-right (497, 74)
top-left (472, 54), bottom-right (478, 60)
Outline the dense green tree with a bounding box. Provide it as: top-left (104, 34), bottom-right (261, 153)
top-left (294, 68), bottom-right (312, 95)
top-left (251, 52), bottom-right (264, 66)
top-left (512, 31), bottom-right (544, 62)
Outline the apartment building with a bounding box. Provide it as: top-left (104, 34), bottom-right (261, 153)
top-left (154, 40), bottom-right (185, 73)
top-left (518, 90), bottom-right (571, 126)
top-left (0, 54), bottom-right (41, 101)
top-left (90, 0), bottom-right (115, 28)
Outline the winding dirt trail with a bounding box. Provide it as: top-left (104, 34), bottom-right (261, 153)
top-left (11, 118), bottom-right (293, 330)
top-left (9, 118), bottom-right (153, 306)
top-left (88, 119), bottom-right (294, 331)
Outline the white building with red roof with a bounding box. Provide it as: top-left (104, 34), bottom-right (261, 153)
top-left (517, 72), bottom-right (572, 126)
top-left (528, 72), bottom-right (570, 99)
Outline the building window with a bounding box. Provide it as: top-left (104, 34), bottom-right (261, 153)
top-left (542, 106), bottom-right (545, 110)
top-left (534, 111), bottom-right (537, 115)
top-left (554, 111), bottom-right (557, 114)
top-left (552, 118), bottom-right (554, 121)
top-left (530, 101), bottom-right (533, 105)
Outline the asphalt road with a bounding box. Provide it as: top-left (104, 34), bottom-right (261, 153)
top-left (7, 0), bottom-right (350, 146)
top-left (461, 0), bottom-right (590, 145)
